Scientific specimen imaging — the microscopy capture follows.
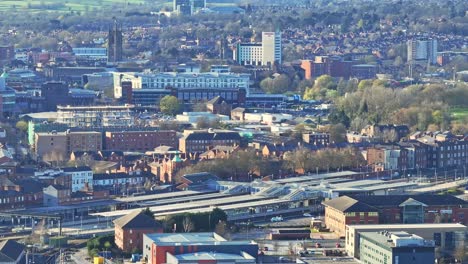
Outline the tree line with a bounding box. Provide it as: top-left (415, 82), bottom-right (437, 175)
top-left (330, 81), bottom-right (468, 133)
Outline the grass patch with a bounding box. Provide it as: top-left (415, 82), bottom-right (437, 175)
top-left (451, 107), bottom-right (468, 121)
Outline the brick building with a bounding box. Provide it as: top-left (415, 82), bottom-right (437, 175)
top-left (302, 132), bottom-right (330, 146)
top-left (143, 233), bottom-right (258, 264)
top-left (179, 131), bottom-right (241, 154)
top-left (365, 145), bottom-right (409, 171)
top-left (67, 131), bottom-right (102, 153)
top-left (105, 130), bottom-right (177, 152)
top-left (35, 131), bottom-right (102, 162)
top-left (114, 210), bottom-right (163, 253)
top-left (322, 196), bottom-right (380, 237)
top-left (300, 56), bottom-right (357, 80)
top-left (398, 141), bottom-right (429, 170)
top-left (206, 96), bottom-right (232, 116)
top-left (416, 132), bottom-right (468, 169)
top-left (323, 195), bottom-right (468, 237)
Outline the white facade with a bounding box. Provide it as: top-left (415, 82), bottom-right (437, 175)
top-left (56, 105), bottom-right (135, 128)
top-left (176, 112), bottom-right (229, 125)
top-left (262, 31), bottom-right (282, 65)
top-left (235, 43), bottom-right (263, 66)
top-left (113, 72), bottom-right (141, 98)
top-left (139, 72), bottom-right (250, 90)
top-left (73, 47), bottom-right (108, 59)
top-left (242, 113), bottom-right (293, 124)
top-left (234, 31), bottom-right (282, 66)
top-left (261, 113), bottom-right (293, 125)
top-left (113, 70), bottom-right (249, 98)
top-left (384, 149), bottom-right (402, 170)
top-left (93, 176), bottom-right (145, 186)
top-left (64, 169), bottom-right (94, 192)
top-left (407, 39), bottom-right (438, 64)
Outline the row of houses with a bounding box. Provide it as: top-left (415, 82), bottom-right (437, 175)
top-left (0, 165), bottom-right (150, 209)
top-left (365, 131), bottom-right (468, 171)
top-left (34, 130), bottom-right (177, 162)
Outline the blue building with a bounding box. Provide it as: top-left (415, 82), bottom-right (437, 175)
top-left (0, 72), bottom-right (16, 117)
top-left (360, 231), bottom-right (435, 264)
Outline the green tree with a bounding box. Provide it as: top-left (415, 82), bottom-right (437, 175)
top-left (16, 121), bottom-right (28, 132)
top-left (210, 208), bottom-right (228, 230)
top-left (260, 74), bottom-right (291, 94)
top-left (329, 124), bottom-right (347, 144)
top-left (142, 207), bottom-right (154, 218)
top-left (159, 95), bottom-right (181, 115)
top-left (303, 75), bottom-right (336, 100)
top-left (104, 241), bottom-right (112, 251)
top-left (315, 75), bottom-right (334, 89)
top-left (358, 79), bottom-right (373, 90)
top-left (357, 19), bottom-right (364, 30)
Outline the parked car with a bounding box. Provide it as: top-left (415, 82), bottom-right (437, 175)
top-left (270, 216), bottom-right (284, 222)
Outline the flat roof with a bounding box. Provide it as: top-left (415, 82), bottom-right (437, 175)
top-left (330, 180), bottom-right (385, 189)
top-left (410, 179), bottom-right (468, 193)
top-left (136, 192), bottom-right (231, 207)
top-left (115, 190), bottom-right (208, 203)
top-left (94, 194), bottom-right (272, 217)
top-left (20, 112), bottom-right (58, 120)
top-left (347, 223), bottom-right (467, 231)
top-left (145, 232), bottom-right (256, 246)
top-left (274, 171), bottom-right (358, 184)
top-left (360, 231), bottom-right (430, 249)
top-left (361, 182), bottom-right (418, 191)
top-left (175, 252), bottom-right (254, 261)
top-left (13, 199), bottom-right (119, 214)
top-left (147, 232), bottom-right (223, 244)
top-left (57, 104), bottom-right (134, 110)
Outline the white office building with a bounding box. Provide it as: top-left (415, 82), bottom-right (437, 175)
top-left (63, 167), bottom-right (94, 192)
top-left (407, 39), bottom-right (438, 64)
top-left (139, 72), bottom-right (250, 90)
top-left (234, 31), bottom-right (282, 66)
top-left (73, 47), bottom-right (108, 59)
top-left (56, 105), bottom-right (135, 128)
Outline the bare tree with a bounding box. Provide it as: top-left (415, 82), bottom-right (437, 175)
top-left (454, 246), bottom-right (466, 263)
top-left (215, 220), bottom-right (227, 236)
top-left (183, 216), bottom-right (194, 233)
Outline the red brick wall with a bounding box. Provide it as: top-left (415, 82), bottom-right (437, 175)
top-left (344, 213), bottom-right (379, 226)
top-left (105, 131), bottom-right (177, 152)
top-left (121, 227), bottom-right (162, 253)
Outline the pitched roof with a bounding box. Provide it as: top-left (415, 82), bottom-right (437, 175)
top-left (351, 194), bottom-right (468, 207)
top-left (231, 107), bottom-right (245, 113)
top-left (0, 240), bottom-right (24, 262)
top-left (49, 184), bottom-right (69, 191)
top-left (62, 166), bottom-right (92, 172)
top-left (182, 172), bottom-right (219, 184)
top-left (0, 176), bottom-right (15, 187)
top-left (325, 194), bottom-right (468, 213)
top-left (185, 132), bottom-right (241, 141)
top-left (207, 96), bottom-right (226, 105)
top-left (13, 179), bottom-right (45, 193)
top-left (153, 146), bottom-right (177, 153)
top-left (322, 196), bottom-right (378, 213)
top-left (113, 210), bottom-right (161, 229)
